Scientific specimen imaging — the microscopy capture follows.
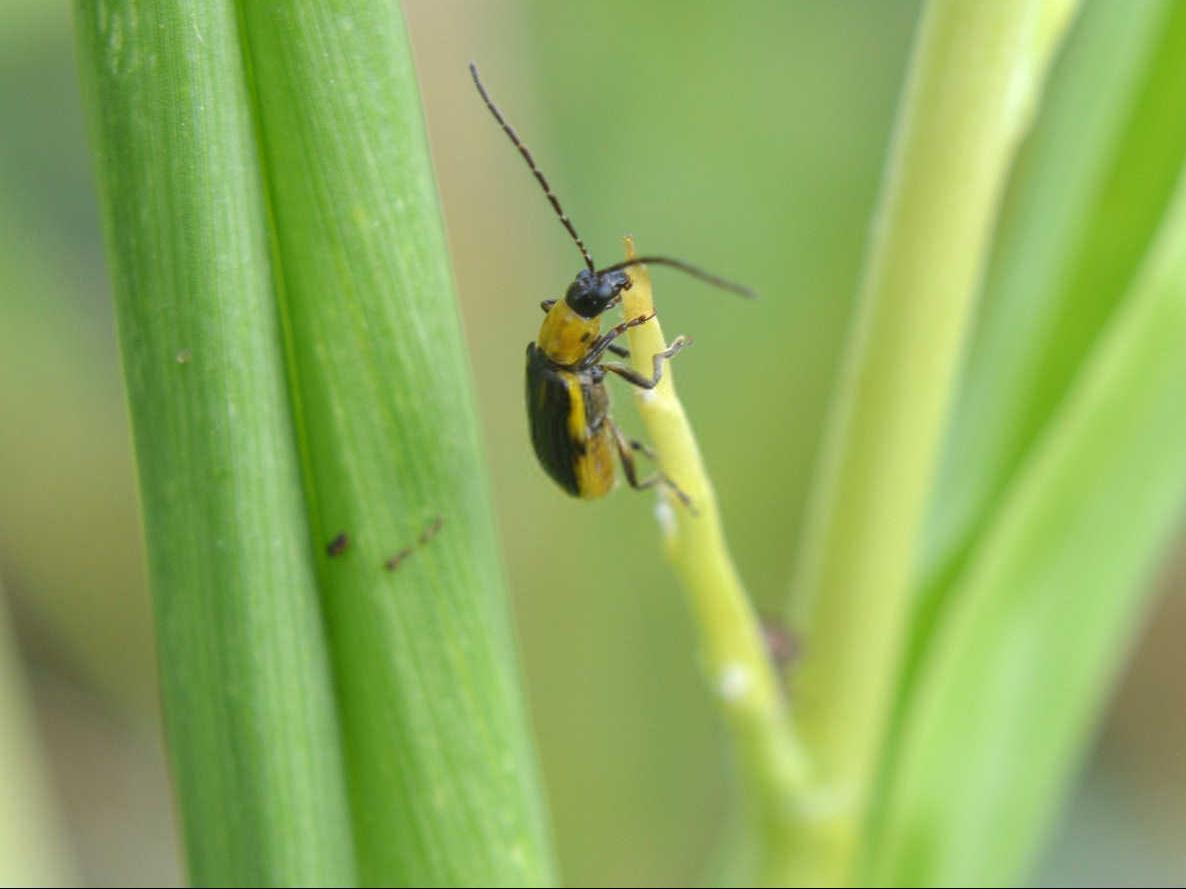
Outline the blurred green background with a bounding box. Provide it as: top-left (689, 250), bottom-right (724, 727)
top-left (1, 1), bottom-right (1183, 885)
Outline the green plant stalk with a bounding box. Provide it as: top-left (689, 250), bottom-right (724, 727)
top-left (785, 0), bottom-right (1079, 882)
top-left (0, 580), bottom-right (69, 887)
top-left (74, 1), bottom-right (355, 884)
top-left (885, 3), bottom-right (1186, 842)
top-left (872, 162), bottom-right (1186, 885)
top-left (235, 3), bottom-right (554, 884)
top-left (872, 2), bottom-right (1186, 877)
top-left (921, 0), bottom-right (1186, 614)
top-left (620, 240), bottom-right (808, 886)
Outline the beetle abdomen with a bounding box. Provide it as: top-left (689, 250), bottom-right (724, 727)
top-left (526, 344), bottom-right (615, 498)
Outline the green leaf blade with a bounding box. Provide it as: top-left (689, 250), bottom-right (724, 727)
top-left (923, 0), bottom-right (1186, 594)
top-left (869, 6), bottom-right (1186, 881)
top-left (235, 3), bottom-right (554, 884)
top-left (874, 163), bottom-right (1186, 887)
top-left (783, 0), bottom-right (1080, 881)
top-left (74, 1), bottom-right (356, 884)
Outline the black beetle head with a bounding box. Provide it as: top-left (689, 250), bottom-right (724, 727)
top-left (564, 268), bottom-right (631, 318)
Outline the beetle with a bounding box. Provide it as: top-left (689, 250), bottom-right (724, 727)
top-left (470, 63), bottom-right (753, 507)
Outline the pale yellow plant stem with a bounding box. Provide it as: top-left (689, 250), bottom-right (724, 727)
top-left (620, 237), bottom-right (808, 884)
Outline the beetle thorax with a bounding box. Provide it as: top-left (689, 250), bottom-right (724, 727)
top-left (537, 299), bottom-right (600, 366)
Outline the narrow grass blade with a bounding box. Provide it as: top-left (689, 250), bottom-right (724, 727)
top-left (784, 1), bottom-right (1079, 882)
top-left (920, 0), bottom-right (1186, 620)
top-left (235, 3), bottom-right (555, 883)
top-left (74, 3), bottom-right (355, 883)
top-left (871, 164), bottom-right (1186, 887)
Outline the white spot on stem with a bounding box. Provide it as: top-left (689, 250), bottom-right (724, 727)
top-left (654, 497), bottom-right (675, 539)
top-left (718, 663), bottom-right (750, 701)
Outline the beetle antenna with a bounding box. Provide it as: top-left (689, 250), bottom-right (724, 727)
top-left (469, 62), bottom-right (596, 273)
top-left (597, 256), bottom-right (757, 299)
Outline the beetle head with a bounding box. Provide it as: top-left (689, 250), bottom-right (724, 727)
top-left (564, 268), bottom-right (631, 318)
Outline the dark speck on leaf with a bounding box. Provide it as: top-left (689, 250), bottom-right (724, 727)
top-left (384, 547), bottom-right (414, 572)
top-left (383, 516), bottom-right (445, 572)
top-left (418, 515), bottom-right (444, 546)
top-left (327, 532), bottom-right (349, 557)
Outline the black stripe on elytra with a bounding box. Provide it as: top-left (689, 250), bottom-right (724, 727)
top-left (526, 344), bottom-right (583, 496)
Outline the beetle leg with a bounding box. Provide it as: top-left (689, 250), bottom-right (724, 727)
top-left (600, 336), bottom-right (692, 389)
top-left (539, 298), bottom-right (557, 313)
top-left (608, 420), bottom-right (695, 511)
top-left (579, 312), bottom-right (655, 367)
top-left (628, 438), bottom-right (657, 460)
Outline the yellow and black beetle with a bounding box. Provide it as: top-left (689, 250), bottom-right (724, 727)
top-left (470, 64), bottom-right (753, 507)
